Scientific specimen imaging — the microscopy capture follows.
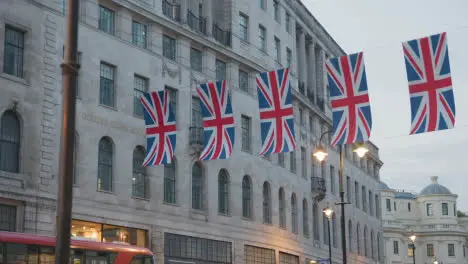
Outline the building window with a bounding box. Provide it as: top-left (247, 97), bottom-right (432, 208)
top-left (454, 203), bottom-right (457, 216)
top-left (0, 111), bottom-right (21, 173)
top-left (442, 202), bottom-right (449, 215)
top-left (278, 188), bottom-right (286, 228)
top-left (262, 181), bottom-right (272, 224)
top-left (190, 97), bottom-right (203, 143)
top-left (274, 37), bottom-right (281, 62)
top-left (313, 203), bottom-right (319, 241)
top-left (371, 230), bottom-right (375, 259)
top-left (285, 12), bottom-right (290, 33)
top-left (356, 224), bottom-right (361, 254)
top-left (3, 26), bottom-right (24, 78)
top-left (362, 186), bottom-right (367, 211)
top-left (218, 169), bottom-right (229, 215)
top-left (323, 214), bottom-right (329, 245)
top-left (448, 244), bottom-right (455, 256)
top-left (0, 204), bottom-right (17, 231)
top-left (98, 5), bottom-right (115, 35)
top-left (273, 0), bottom-right (280, 22)
top-left (165, 233), bottom-right (232, 263)
top-left (427, 244), bottom-right (434, 257)
top-left (348, 221), bottom-right (353, 251)
top-left (259, 25), bottom-right (266, 52)
top-left (278, 153), bottom-right (285, 167)
top-left (99, 62), bottom-right (115, 107)
top-left (364, 227), bottom-right (368, 256)
top-left (259, 0), bottom-right (266, 10)
top-left (289, 151), bottom-right (296, 173)
top-left (165, 86), bottom-right (178, 121)
top-left (302, 199), bottom-right (309, 237)
top-left (216, 59), bottom-right (227, 80)
top-left (238, 69), bottom-right (249, 93)
top-left (375, 195), bottom-right (380, 218)
top-left (408, 244), bottom-right (414, 257)
top-left (393, 241), bottom-right (399, 255)
top-left (97, 137), bottom-right (113, 192)
top-left (132, 21), bottom-right (147, 48)
top-left (291, 194), bottom-right (298, 233)
top-left (133, 75), bottom-right (148, 118)
top-left (132, 147), bottom-right (147, 199)
top-left (73, 132), bottom-right (78, 185)
top-left (164, 158), bottom-right (176, 204)
top-left (331, 213), bottom-right (337, 247)
top-left (330, 165), bottom-right (336, 194)
top-left (427, 203), bottom-right (433, 216)
top-left (386, 198), bottom-right (391, 212)
top-left (241, 115), bottom-right (251, 152)
top-left (242, 175), bottom-right (252, 219)
top-left (301, 147), bottom-right (306, 178)
top-left (394, 201), bottom-right (396, 211)
top-left (408, 202), bottom-right (411, 212)
top-left (239, 13), bottom-right (248, 41)
top-left (190, 48), bottom-right (202, 72)
top-left (355, 182), bottom-right (360, 208)
top-left (286, 48), bottom-right (292, 68)
top-left (163, 35), bottom-right (176, 60)
top-left (71, 220), bottom-right (148, 247)
top-left (369, 191), bottom-right (374, 216)
top-left (279, 252), bottom-right (299, 264)
top-left (463, 244), bottom-right (466, 257)
top-left (245, 245), bottom-right (274, 264)
top-left (191, 162), bottom-right (204, 210)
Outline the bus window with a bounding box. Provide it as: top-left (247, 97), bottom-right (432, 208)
top-left (85, 250), bottom-right (117, 264)
top-left (40, 246), bottom-right (55, 264)
top-left (130, 255), bottom-right (154, 264)
top-left (70, 249), bottom-right (85, 264)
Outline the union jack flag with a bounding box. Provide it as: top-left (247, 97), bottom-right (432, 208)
top-left (196, 80), bottom-right (235, 160)
top-left (256, 68), bottom-right (296, 155)
top-left (325, 52), bottom-right (372, 146)
top-left (402, 32), bottom-right (455, 134)
top-left (140, 91), bottom-right (177, 166)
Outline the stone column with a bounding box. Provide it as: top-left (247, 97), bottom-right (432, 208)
top-left (202, 0), bottom-right (212, 36)
top-left (180, 0), bottom-right (188, 24)
top-left (315, 46), bottom-right (325, 101)
top-left (298, 29), bottom-right (307, 84)
top-left (307, 40), bottom-right (317, 102)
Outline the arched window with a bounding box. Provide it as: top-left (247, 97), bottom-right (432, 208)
top-left (356, 224), bottom-right (361, 255)
top-left (242, 175), bottom-right (252, 219)
top-left (348, 220), bottom-right (353, 251)
top-left (323, 214), bottom-right (329, 244)
top-left (291, 193), bottom-right (298, 233)
top-left (218, 169), bottom-right (229, 214)
top-left (192, 162), bottom-right (204, 210)
top-left (371, 230), bottom-right (375, 260)
top-left (97, 137), bottom-right (113, 192)
top-left (332, 213), bottom-right (337, 247)
top-left (364, 226), bottom-right (368, 257)
top-left (0, 110), bottom-right (21, 173)
top-left (302, 199), bottom-right (309, 237)
top-left (132, 146), bottom-right (147, 198)
top-left (164, 158), bottom-right (176, 204)
top-left (278, 188), bottom-right (286, 228)
top-left (262, 181), bottom-right (271, 224)
top-left (313, 203), bottom-right (320, 240)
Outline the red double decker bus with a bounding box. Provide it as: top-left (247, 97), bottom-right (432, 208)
top-left (0, 231), bottom-right (155, 264)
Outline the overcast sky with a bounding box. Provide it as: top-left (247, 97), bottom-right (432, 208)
top-left (304, 0), bottom-right (468, 210)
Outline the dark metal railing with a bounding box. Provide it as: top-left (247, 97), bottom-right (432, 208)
top-left (212, 24), bottom-right (231, 47)
top-left (189, 126), bottom-right (204, 146)
top-left (187, 11), bottom-right (207, 34)
top-left (162, 0), bottom-right (181, 22)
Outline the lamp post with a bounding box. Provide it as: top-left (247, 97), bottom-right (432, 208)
top-left (324, 207), bottom-right (334, 264)
top-left (409, 233), bottom-right (416, 264)
top-left (313, 131), bottom-right (369, 264)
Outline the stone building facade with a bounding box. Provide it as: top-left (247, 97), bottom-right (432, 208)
top-left (381, 177), bottom-right (468, 264)
top-left (0, 0), bottom-right (383, 263)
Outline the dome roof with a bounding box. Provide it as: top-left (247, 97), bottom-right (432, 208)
top-left (379, 182), bottom-right (392, 190)
top-left (395, 192), bottom-right (416, 199)
top-left (419, 176), bottom-right (452, 195)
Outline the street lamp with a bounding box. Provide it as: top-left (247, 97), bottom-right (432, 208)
top-left (313, 131), bottom-right (369, 264)
top-left (324, 207), bottom-right (334, 264)
top-left (409, 233), bottom-right (416, 264)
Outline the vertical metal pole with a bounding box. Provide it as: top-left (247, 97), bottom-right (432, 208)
top-left (339, 145), bottom-right (347, 264)
top-left (413, 245), bottom-right (416, 264)
top-left (55, 0), bottom-right (79, 263)
top-left (328, 218), bottom-right (332, 264)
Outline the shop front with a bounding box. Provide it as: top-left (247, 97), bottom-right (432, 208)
top-left (71, 219), bottom-right (148, 248)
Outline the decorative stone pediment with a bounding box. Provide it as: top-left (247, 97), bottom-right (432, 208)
top-left (162, 61), bottom-right (181, 83)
